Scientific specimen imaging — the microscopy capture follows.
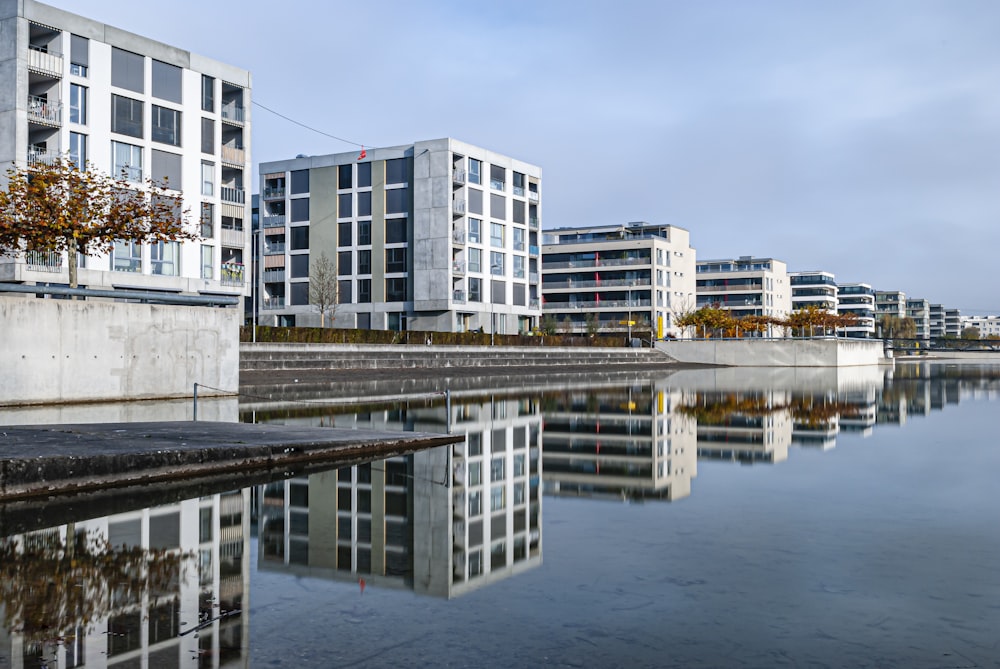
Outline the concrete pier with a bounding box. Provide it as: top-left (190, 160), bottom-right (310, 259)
top-left (0, 421), bottom-right (461, 501)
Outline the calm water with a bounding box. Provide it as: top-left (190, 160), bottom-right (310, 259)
top-left (2, 363), bottom-right (999, 668)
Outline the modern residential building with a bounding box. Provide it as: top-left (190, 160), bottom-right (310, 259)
top-left (690, 389), bottom-right (793, 465)
top-left (875, 290), bottom-right (906, 320)
top-left (906, 298), bottom-right (931, 340)
top-left (944, 308), bottom-right (962, 338)
top-left (0, 0), bottom-right (252, 297)
top-left (540, 222), bottom-right (695, 338)
top-left (961, 315), bottom-right (1000, 338)
top-left (695, 256), bottom-right (791, 328)
top-left (837, 283), bottom-right (876, 337)
top-left (789, 270), bottom-right (838, 313)
top-left (256, 138), bottom-right (543, 334)
top-left (929, 304), bottom-right (946, 339)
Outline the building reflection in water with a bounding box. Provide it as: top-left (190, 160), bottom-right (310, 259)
top-left (255, 397), bottom-right (543, 599)
top-left (0, 490), bottom-right (251, 668)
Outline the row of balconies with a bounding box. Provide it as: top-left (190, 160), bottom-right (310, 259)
top-left (544, 257), bottom-right (648, 270)
top-left (543, 299), bottom-right (652, 311)
top-left (544, 278), bottom-right (656, 290)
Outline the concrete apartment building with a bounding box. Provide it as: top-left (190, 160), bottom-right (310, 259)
top-left (540, 222), bottom-right (695, 338)
top-left (875, 290), bottom-right (906, 320)
top-left (256, 138), bottom-right (542, 334)
top-left (837, 283), bottom-right (876, 337)
top-left (906, 298), bottom-right (931, 340)
top-left (929, 304), bottom-right (946, 338)
top-left (789, 270), bottom-right (838, 313)
top-left (961, 315), bottom-right (1000, 338)
top-left (0, 0), bottom-right (252, 296)
top-left (695, 256), bottom-right (791, 327)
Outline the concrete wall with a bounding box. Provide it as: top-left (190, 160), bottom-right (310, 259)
top-left (0, 295), bottom-right (239, 406)
top-left (656, 338), bottom-right (885, 367)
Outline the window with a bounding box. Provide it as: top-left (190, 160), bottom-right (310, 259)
top-left (69, 84), bottom-right (87, 124)
top-left (151, 150), bottom-right (181, 189)
top-left (339, 280), bottom-right (352, 303)
top-left (490, 193), bottom-right (505, 220)
top-left (338, 193), bottom-right (352, 218)
top-left (514, 453), bottom-right (526, 476)
top-left (201, 161), bottom-right (214, 196)
top-left (201, 118), bottom-right (214, 154)
top-left (113, 141), bottom-right (142, 182)
top-left (386, 188), bottom-right (408, 214)
top-left (490, 457), bottom-right (505, 482)
top-left (513, 171), bottom-right (525, 196)
top-left (151, 241), bottom-right (179, 276)
top-left (490, 164), bottom-right (505, 191)
top-left (514, 482), bottom-right (526, 505)
top-left (358, 191), bottom-right (372, 217)
top-left (151, 105), bottom-right (180, 146)
top-left (513, 227), bottom-right (525, 251)
top-left (468, 248), bottom-right (481, 273)
top-left (386, 248), bottom-right (406, 273)
top-left (490, 485), bottom-right (505, 511)
top-left (290, 254), bottom-right (309, 278)
top-left (468, 189), bottom-right (483, 215)
top-left (469, 491), bottom-right (482, 516)
top-left (200, 203), bottom-right (214, 237)
top-left (513, 255), bottom-right (525, 279)
top-left (201, 75), bottom-right (214, 112)
top-left (70, 34), bottom-right (89, 77)
top-left (338, 251), bottom-right (352, 275)
top-left (290, 282), bottom-right (309, 305)
top-left (290, 198), bottom-right (309, 222)
top-left (385, 158), bottom-right (407, 184)
top-left (468, 218), bottom-right (481, 243)
top-left (152, 60), bottom-right (182, 103)
top-left (290, 169), bottom-right (309, 194)
top-left (290, 226), bottom-right (309, 250)
top-left (468, 158), bottom-right (481, 185)
top-left (358, 278), bottom-right (371, 303)
top-left (358, 249), bottom-right (371, 274)
top-left (69, 132), bottom-right (86, 170)
top-left (357, 161), bottom-right (371, 188)
top-left (491, 252), bottom-right (504, 275)
top-left (201, 245), bottom-right (213, 279)
top-left (338, 221), bottom-right (352, 247)
top-left (469, 277), bottom-right (482, 302)
top-left (386, 218), bottom-right (407, 244)
top-left (358, 220), bottom-right (371, 245)
top-left (111, 95), bottom-right (143, 138)
top-left (490, 222), bottom-right (504, 248)
top-left (112, 47), bottom-right (143, 93)
top-left (386, 277), bottom-right (406, 301)
top-left (338, 164), bottom-right (352, 189)
top-left (512, 199), bottom-right (525, 224)
top-left (113, 240), bottom-right (142, 272)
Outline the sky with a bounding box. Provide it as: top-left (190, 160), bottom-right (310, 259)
top-left (62, 0), bottom-right (1000, 314)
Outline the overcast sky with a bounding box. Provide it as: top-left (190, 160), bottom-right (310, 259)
top-left (63, 0), bottom-right (1000, 314)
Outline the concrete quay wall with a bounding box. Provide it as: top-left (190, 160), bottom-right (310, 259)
top-left (0, 295), bottom-right (239, 406)
top-left (656, 338), bottom-right (885, 367)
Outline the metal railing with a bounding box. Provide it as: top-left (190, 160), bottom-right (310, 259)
top-left (221, 262), bottom-right (244, 286)
top-left (27, 95), bottom-right (60, 125)
top-left (513, 186), bottom-right (525, 197)
top-left (528, 190), bottom-right (539, 202)
top-left (263, 215), bottom-right (286, 228)
top-left (453, 289), bottom-right (467, 303)
top-left (113, 164), bottom-right (143, 182)
top-left (262, 296), bottom-right (285, 309)
top-left (28, 148), bottom-right (58, 167)
top-left (264, 242), bottom-right (285, 255)
top-left (697, 284), bottom-right (763, 293)
top-left (25, 250), bottom-right (63, 270)
top-left (453, 168), bottom-right (466, 184)
top-left (544, 257), bottom-right (648, 270)
top-left (28, 46), bottom-right (62, 76)
top-left (490, 179), bottom-right (505, 191)
top-left (452, 229), bottom-right (466, 244)
top-left (262, 186), bottom-right (285, 199)
top-left (221, 186), bottom-right (245, 204)
top-left (544, 298), bottom-right (652, 310)
top-left (112, 257), bottom-right (142, 273)
top-left (263, 269), bottom-right (285, 282)
top-left (452, 260), bottom-right (466, 274)
top-left (529, 217), bottom-right (539, 229)
top-left (221, 104), bottom-right (245, 124)
top-left (452, 199), bottom-right (466, 215)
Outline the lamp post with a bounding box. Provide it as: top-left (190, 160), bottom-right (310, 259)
top-left (490, 263), bottom-right (502, 345)
top-left (252, 226), bottom-right (261, 343)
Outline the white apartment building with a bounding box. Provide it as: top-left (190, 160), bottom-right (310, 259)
top-left (789, 270), bottom-right (838, 313)
top-left (837, 283), bottom-right (876, 338)
top-left (961, 315), bottom-right (1000, 338)
top-left (906, 298), bottom-right (931, 340)
top-left (0, 0), bottom-right (251, 297)
top-left (540, 222), bottom-right (696, 338)
top-left (256, 138), bottom-right (542, 334)
top-left (695, 256), bottom-right (791, 326)
top-left (929, 304), bottom-right (946, 338)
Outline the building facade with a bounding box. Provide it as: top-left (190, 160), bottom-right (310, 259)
top-left (695, 256), bottom-right (791, 327)
top-left (540, 222), bottom-right (695, 338)
top-left (961, 315), bottom-right (1000, 338)
top-left (929, 304), bottom-right (946, 338)
top-left (0, 0), bottom-right (252, 296)
top-left (256, 138), bottom-right (542, 334)
top-left (836, 283), bottom-right (876, 338)
top-left (789, 270), bottom-right (838, 313)
top-left (906, 298), bottom-right (931, 340)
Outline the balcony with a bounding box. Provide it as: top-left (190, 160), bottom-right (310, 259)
top-left (513, 186), bottom-right (525, 197)
top-left (221, 104), bottom-right (245, 124)
top-left (452, 199), bottom-right (466, 215)
top-left (528, 190), bottom-right (539, 202)
top-left (544, 298), bottom-right (651, 310)
top-left (452, 228), bottom-right (466, 244)
top-left (543, 257), bottom-right (648, 270)
top-left (263, 268), bottom-right (285, 283)
top-left (28, 148), bottom-right (58, 167)
top-left (263, 214), bottom-right (286, 228)
top-left (221, 227), bottom-right (245, 248)
top-left (220, 262), bottom-right (244, 287)
top-left (452, 260), bottom-right (466, 275)
top-left (221, 145), bottom-right (245, 166)
top-left (262, 186), bottom-right (285, 200)
top-left (529, 272), bottom-right (539, 283)
top-left (221, 186), bottom-right (245, 204)
top-left (490, 178), bottom-right (504, 192)
top-left (545, 278), bottom-right (651, 290)
top-left (264, 242), bottom-right (286, 255)
top-left (529, 298), bottom-right (540, 309)
top-left (263, 296), bottom-right (285, 309)
top-left (453, 168), bottom-right (466, 185)
top-left (27, 96), bottom-right (60, 126)
top-left (25, 250), bottom-right (62, 271)
top-left (529, 216), bottom-right (540, 229)
top-left (529, 245), bottom-right (540, 255)
top-left (697, 283), bottom-right (763, 293)
top-left (28, 46), bottom-right (62, 77)
top-left (453, 289), bottom-right (467, 304)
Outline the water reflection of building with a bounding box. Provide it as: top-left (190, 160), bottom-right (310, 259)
top-left (0, 491), bottom-right (251, 668)
top-left (690, 390), bottom-right (793, 465)
top-left (541, 385), bottom-right (697, 501)
top-left (256, 399), bottom-right (542, 598)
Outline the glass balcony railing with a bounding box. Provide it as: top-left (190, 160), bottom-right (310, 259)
top-left (262, 186), bottom-right (285, 200)
top-left (221, 262), bottom-right (244, 286)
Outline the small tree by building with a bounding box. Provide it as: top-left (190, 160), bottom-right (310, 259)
top-left (585, 311), bottom-right (600, 336)
top-left (0, 158), bottom-right (195, 288)
top-left (961, 326), bottom-right (981, 340)
top-left (309, 251), bottom-right (338, 327)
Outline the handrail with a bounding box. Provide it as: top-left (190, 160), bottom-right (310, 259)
top-left (0, 282), bottom-right (238, 306)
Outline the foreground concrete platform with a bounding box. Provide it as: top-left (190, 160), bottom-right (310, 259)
top-left (0, 421), bottom-right (461, 501)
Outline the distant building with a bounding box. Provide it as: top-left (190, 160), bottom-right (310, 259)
top-left (0, 0), bottom-right (252, 298)
top-left (540, 222), bottom-right (695, 338)
top-left (256, 138), bottom-right (542, 333)
top-left (837, 283), bottom-right (876, 338)
top-left (944, 308), bottom-right (962, 338)
top-left (961, 315), bottom-right (1000, 338)
top-left (929, 304), bottom-right (946, 338)
top-left (789, 270), bottom-right (838, 313)
top-left (906, 298), bottom-right (931, 340)
top-left (695, 256), bottom-right (791, 327)
top-left (875, 290), bottom-right (907, 319)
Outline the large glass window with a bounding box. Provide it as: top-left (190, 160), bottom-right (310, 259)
top-left (386, 188), bottom-right (408, 215)
top-left (201, 161), bottom-right (214, 196)
top-left (290, 169), bottom-right (309, 194)
top-left (200, 245), bottom-right (213, 280)
top-left (468, 158), bottom-right (481, 185)
top-left (358, 220), bottom-right (371, 245)
top-left (386, 277), bottom-right (406, 301)
top-left (69, 132), bottom-right (87, 170)
top-left (468, 218), bottom-right (481, 244)
top-left (338, 251), bottom-right (352, 275)
top-left (490, 485), bottom-right (505, 511)
top-left (152, 60), bottom-right (182, 103)
top-left (151, 150), bottom-right (181, 189)
top-left (385, 158), bottom-right (407, 184)
top-left (358, 249), bottom-right (371, 274)
top-left (111, 95), bottom-right (143, 138)
top-left (490, 193), bottom-right (505, 220)
top-left (111, 48), bottom-right (143, 93)
top-left (112, 141), bottom-right (142, 182)
top-left (338, 193), bottom-right (352, 218)
top-left (70, 34), bottom-right (89, 77)
top-left (151, 105), bottom-right (180, 146)
top-left (290, 254), bottom-right (309, 278)
top-left (490, 252), bottom-right (504, 275)
top-left (468, 248), bottom-right (481, 273)
top-left (385, 248), bottom-right (406, 273)
top-left (290, 198), bottom-right (309, 222)
top-left (490, 164), bottom-right (505, 191)
top-left (113, 240), bottom-right (142, 272)
top-left (513, 255), bottom-right (525, 279)
top-left (513, 171), bottom-right (525, 196)
top-left (468, 277), bottom-right (481, 302)
top-left (490, 222), bottom-right (504, 248)
top-left (69, 84), bottom-right (87, 124)
top-left (386, 218), bottom-right (407, 244)
top-left (338, 164), bottom-right (352, 189)
top-left (468, 189), bottom-right (483, 215)
top-left (513, 227), bottom-right (525, 251)
top-left (490, 457), bottom-right (505, 482)
top-left (151, 241), bottom-right (179, 276)
top-left (358, 278), bottom-right (371, 303)
top-left (358, 191), bottom-right (372, 217)
top-left (200, 203), bottom-right (214, 237)
top-left (201, 118), bottom-right (214, 154)
top-left (357, 162), bottom-right (372, 188)
top-left (201, 75), bottom-right (214, 112)
top-left (290, 226), bottom-right (309, 250)
top-left (338, 221), bottom-right (352, 247)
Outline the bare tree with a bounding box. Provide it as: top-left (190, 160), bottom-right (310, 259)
top-left (309, 252), bottom-right (338, 327)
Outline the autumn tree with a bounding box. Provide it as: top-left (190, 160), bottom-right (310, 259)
top-left (961, 326), bottom-right (981, 340)
top-left (675, 304), bottom-right (736, 338)
top-left (309, 251), bottom-right (338, 327)
top-left (877, 314), bottom-right (917, 340)
top-left (0, 158), bottom-right (195, 288)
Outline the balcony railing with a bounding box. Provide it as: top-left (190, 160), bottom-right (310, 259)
top-left (452, 260), bottom-right (466, 275)
top-left (453, 289), bottom-right (467, 304)
top-left (453, 168), bottom-right (466, 184)
top-left (28, 147), bottom-right (58, 167)
top-left (263, 296), bottom-right (285, 309)
top-left (513, 186), bottom-right (525, 197)
top-left (528, 190), bottom-right (539, 202)
top-left (27, 95), bottom-right (60, 125)
top-left (220, 262), bottom-right (244, 286)
top-left (452, 229), bottom-right (466, 244)
top-left (529, 245), bottom-right (540, 255)
top-left (263, 269), bottom-right (285, 283)
top-left (264, 242), bottom-right (285, 255)
top-left (514, 268), bottom-right (525, 279)
top-left (221, 186), bottom-right (245, 204)
top-left (544, 278), bottom-right (651, 290)
top-left (490, 179), bottom-right (504, 192)
top-left (28, 46), bottom-right (62, 77)
top-left (221, 227), bottom-right (245, 248)
top-left (529, 272), bottom-right (539, 284)
top-left (529, 216), bottom-right (540, 229)
top-left (221, 145), bottom-right (245, 166)
top-left (221, 104), bottom-right (245, 124)
top-left (697, 283), bottom-right (763, 293)
top-left (543, 257), bottom-right (648, 270)
top-left (25, 250), bottom-right (62, 271)
top-left (544, 299), bottom-right (652, 310)
top-left (262, 186), bottom-right (285, 200)
top-left (452, 199), bottom-right (466, 215)
top-left (529, 298), bottom-right (540, 310)
top-left (263, 214), bottom-right (286, 228)
top-left (513, 241), bottom-right (525, 252)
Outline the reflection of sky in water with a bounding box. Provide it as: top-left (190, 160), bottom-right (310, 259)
top-left (2, 363), bottom-right (998, 667)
